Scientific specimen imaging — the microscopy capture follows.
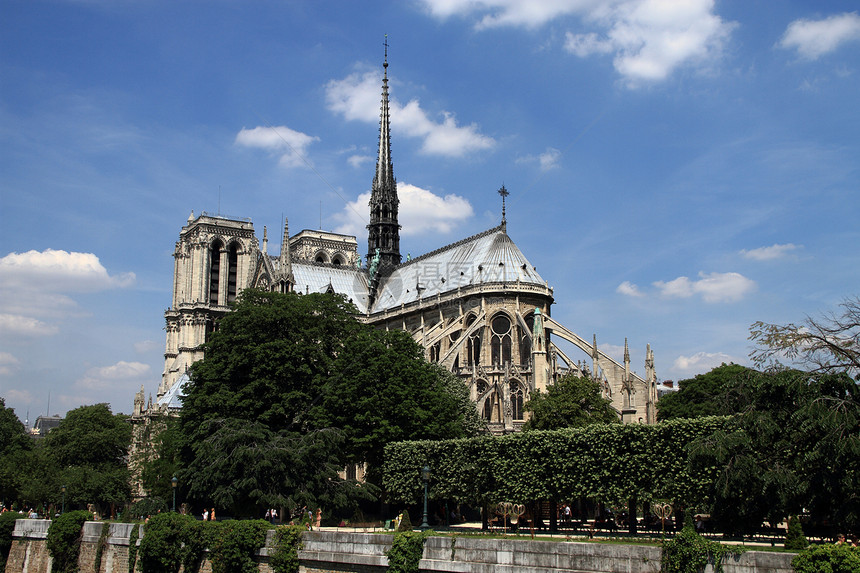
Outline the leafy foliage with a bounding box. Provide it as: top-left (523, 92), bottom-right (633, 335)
top-left (46, 509), bottom-right (92, 573)
top-left (270, 524), bottom-right (304, 573)
top-left (138, 511), bottom-right (203, 573)
top-left (784, 515), bottom-right (808, 550)
top-left (128, 496), bottom-right (168, 520)
top-left (688, 369), bottom-right (860, 535)
top-left (656, 363), bottom-right (755, 421)
top-left (383, 417), bottom-right (728, 508)
top-left (386, 530), bottom-right (431, 573)
top-left (661, 513), bottom-right (744, 573)
top-left (791, 543), bottom-right (860, 573)
top-left (43, 404), bottom-right (132, 513)
top-left (0, 398), bottom-right (32, 506)
top-left (209, 519), bottom-right (269, 573)
top-left (127, 523), bottom-right (140, 573)
top-left (0, 511), bottom-right (21, 570)
top-left (180, 289), bottom-right (472, 517)
top-left (523, 374), bottom-right (619, 430)
top-left (139, 415), bottom-right (182, 502)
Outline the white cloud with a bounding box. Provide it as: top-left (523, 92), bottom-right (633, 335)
top-left (235, 125), bottom-right (320, 168)
top-left (0, 249), bottom-right (134, 292)
top-left (0, 249), bottom-right (134, 337)
top-left (333, 183), bottom-right (474, 238)
top-left (517, 147), bottom-right (562, 171)
top-left (617, 280), bottom-right (644, 297)
top-left (779, 12), bottom-right (860, 60)
top-left (419, 0), bottom-right (735, 86)
top-left (0, 351), bottom-right (20, 376)
top-left (670, 351), bottom-right (735, 377)
top-left (653, 271), bottom-right (756, 303)
top-left (348, 154), bottom-right (373, 169)
top-left (740, 243), bottom-right (800, 261)
top-left (76, 361), bottom-right (151, 391)
top-left (0, 314), bottom-right (60, 337)
top-left (326, 71), bottom-right (495, 157)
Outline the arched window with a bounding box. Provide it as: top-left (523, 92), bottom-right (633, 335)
top-left (209, 239), bottom-right (224, 305)
top-left (465, 315), bottom-right (481, 367)
top-left (429, 342), bottom-right (441, 362)
top-left (490, 314), bottom-right (512, 367)
top-left (510, 381), bottom-right (524, 421)
top-left (332, 254), bottom-right (344, 266)
top-left (226, 243), bottom-right (238, 303)
top-left (315, 251), bottom-right (329, 264)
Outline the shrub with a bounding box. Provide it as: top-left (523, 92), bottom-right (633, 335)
top-left (386, 530), bottom-right (430, 573)
top-left (0, 512), bottom-right (21, 570)
top-left (396, 510), bottom-right (413, 532)
top-left (209, 519), bottom-right (269, 573)
top-left (661, 514), bottom-right (744, 573)
top-left (127, 497), bottom-right (168, 520)
top-left (270, 524), bottom-right (304, 573)
top-left (784, 515), bottom-right (808, 550)
top-left (138, 512), bottom-right (199, 573)
top-left (46, 510), bottom-right (92, 573)
top-left (791, 543), bottom-right (860, 573)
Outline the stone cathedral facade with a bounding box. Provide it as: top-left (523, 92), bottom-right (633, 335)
top-left (132, 50), bottom-right (658, 449)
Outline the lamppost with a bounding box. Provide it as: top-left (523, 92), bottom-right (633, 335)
top-left (61, 485), bottom-right (66, 515)
top-left (171, 476), bottom-right (178, 512)
top-left (420, 465), bottom-right (431, 530)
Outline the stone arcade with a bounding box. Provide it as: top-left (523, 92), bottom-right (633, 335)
top-left (130, 49), bottom-right (659, 493)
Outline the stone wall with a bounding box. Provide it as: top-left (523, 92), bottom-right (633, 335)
top-left (5, 521), bottom-right (796, 573)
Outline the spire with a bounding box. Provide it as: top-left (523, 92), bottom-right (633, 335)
top-left (498, 184), bottom-right (509, 232)
top-left (277, 218), bottom-right (293, 292)
top-left (366, 35), bottom-right (401, 268)
top-left (262, 225), bottom-right (268, 255)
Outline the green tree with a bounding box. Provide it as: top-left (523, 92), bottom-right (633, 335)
top-left (0, 398), bottom-right (31, 506)
top-left (522, 374), bottom-right (619, 430)
top-left (179, 289), bottom-right (473, 516)
top-left (656, 363), bottom-right (755, 420)
top-left (689, 369), bottom-right (860, 535)
top-left (140, 415), bottom-right (182, 502)
top-left (43, 403), bottom-right (132, 514)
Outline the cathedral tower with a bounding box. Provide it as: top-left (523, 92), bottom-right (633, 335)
top-left (366, 39), bottom-right (401, 269)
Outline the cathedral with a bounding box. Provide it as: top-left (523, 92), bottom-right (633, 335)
top-left (132, 48), bottom-right (658, 446)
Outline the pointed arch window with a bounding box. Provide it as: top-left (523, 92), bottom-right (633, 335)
top-left (209, 239), bottom-right (224, 305)
top-left (465, 315), bottom-right (481, 367)
top-left (227, 243), bottom-right (238, 303)
top-left (490, 314), bottom-right (512, 367)
top-left (510, 381), bottom-right (524, 421)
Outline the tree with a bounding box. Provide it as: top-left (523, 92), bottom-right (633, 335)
top-left (750, 296), bottom-right (860, 379)
top-left (0, 398), bottom-right (31, 505)
top-left (656, 363), bottom-right (755, 421)
top-left (43, 403), bottom-right (132, 514)
top-left (688, 369), bottom-right (860, 535)
top-left (179, 289), bottom-right (474, 516)
top-left (140, 415), bottom-right (182, 502)
top-left (522, 374), bottom-right (619, 431)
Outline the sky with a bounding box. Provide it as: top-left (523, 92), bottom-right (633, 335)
top-left (2, 0), bottom-right (859, 423)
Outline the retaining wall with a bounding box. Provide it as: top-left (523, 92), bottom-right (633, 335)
top-left (5, 520), bottom-right (796, 573)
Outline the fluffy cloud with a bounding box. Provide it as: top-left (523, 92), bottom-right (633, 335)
top-left (779, 12), bottom-right (860, 60)
top-left (740, 243), bottom-right (800, 261)
top-left (333, 183), bottom-right (474, 239)
top-left (671, 351), bottom-right (736, 377)
top-left (0, 249), bottom-right (134, 292)
top-left (419, 0), bottom-right (735, 86)
top-left (654, 271), bottom-right (756, 303)
top-left (616, 280), bottom-right (644, 297)
top-left (76, 361), bottom-right (151, 391)
top-left (235, 126), bottom-right (320, 168)
top-left (326, 71), bottom-right (495, 157)
top-left (0, 249), bottom-right (134, 338)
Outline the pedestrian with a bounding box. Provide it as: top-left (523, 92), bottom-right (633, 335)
top-left (202, 508), bottom-right (209, 521)
top-left (210, 508), bottom-right (216, 521)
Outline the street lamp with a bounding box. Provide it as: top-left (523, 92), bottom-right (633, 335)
top-left (171, 476), bottom-right (178, 512)
top-left (61, 485), bottom-right (66, 515)
top-left (420, 465), bottom-right (431, 530)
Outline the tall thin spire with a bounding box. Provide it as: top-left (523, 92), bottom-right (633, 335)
top-left (498, 184), bottom-right (509, 231)
top-left (367, 35), bottom-right (401, 268)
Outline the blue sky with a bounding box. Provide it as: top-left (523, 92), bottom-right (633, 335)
top-left (2, 0), bottom-right (859, 422)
